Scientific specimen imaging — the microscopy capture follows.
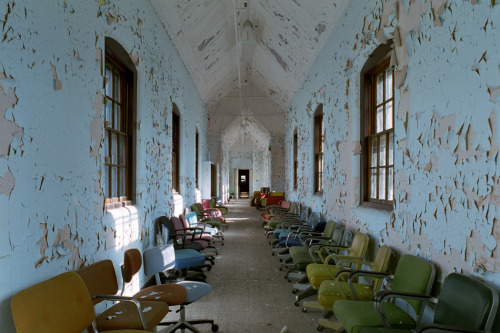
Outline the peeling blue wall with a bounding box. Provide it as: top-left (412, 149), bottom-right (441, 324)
top-left (287, 0), bottom-right (500, 287)
top-left (0, 0), bottom-right (207, 330)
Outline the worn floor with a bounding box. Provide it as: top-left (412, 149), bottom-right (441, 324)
top-left (160, 199), bottom-right (322, 333)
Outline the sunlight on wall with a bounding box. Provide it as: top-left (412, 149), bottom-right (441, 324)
top-left (107, 205), bottom-right (140, 250)
top-left (173, 193), bottom-right (184, 217)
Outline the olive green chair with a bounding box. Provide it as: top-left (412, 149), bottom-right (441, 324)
top-left (357, 272), bottom-right (499, 333)
top-left (332, 254), bottom-right (435, 333)
top-left (303, 245), bottom-right (392, 330)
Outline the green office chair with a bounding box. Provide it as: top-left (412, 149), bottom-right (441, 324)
top-left (303, 245), bottom-right (392, 330)
top-left (332, 254), bottom-right (435, 333)
top-left (357, 272), bottom-right (499, 333)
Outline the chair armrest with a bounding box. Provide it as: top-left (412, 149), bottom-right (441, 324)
top-left (335, 258), bottom-right (374, 268)
top-left (374, 290), bottom-right (437, 328)
top-left (346, 271), bottom-right (392, 300)
top-left (94, 294), bottom-right (147, 330)
top-left (323, 254), bottom-right (364, 266)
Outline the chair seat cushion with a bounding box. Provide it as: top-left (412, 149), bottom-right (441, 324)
top-left (133, 283), bottom-right (187, 306)
top-left (317, 280), bottom-right (374, 307)
top-left (96, 300), bottom-right (169, 331)
top-left (174, 249), bottom-right (205, 269)
top-left (292, 253), bottom-right (317, 272)
top-left (280, 238), bottom-right (302, 248)
top-left (306, 263), bottom-right (339, 288)
top-left (288, 246), bottom-right (307, 256)
top-left (176, 281), bottom-right (212, 303)
top-left (333, 300), bottom-right (416, 333)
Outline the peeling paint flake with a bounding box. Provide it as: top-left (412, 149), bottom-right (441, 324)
top-left (51, 64), bottom-right (62, 91)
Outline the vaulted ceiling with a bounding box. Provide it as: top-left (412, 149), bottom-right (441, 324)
top-left (151, 0), bottom-right (350, 140)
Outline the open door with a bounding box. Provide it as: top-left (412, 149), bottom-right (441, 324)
top-left (238, 169), bottom-right (250, 199)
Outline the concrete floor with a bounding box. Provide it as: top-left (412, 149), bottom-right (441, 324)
top-left (160, 199), bottom-right (323, 333)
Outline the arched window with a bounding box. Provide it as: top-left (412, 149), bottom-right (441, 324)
top-left (104, 37), bottom-right (136, 207)
top-left (293, 129), bottom-right (298, 190)
top-left (172, 104), bottom-right (180, 193)
top-left (361, 42), bottom-right (394, 208)
top-left (313, 104), bottom-right (324, 194)
top-left (195, 129), bottom-right (199, 189)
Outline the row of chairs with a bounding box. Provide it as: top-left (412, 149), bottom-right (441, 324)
top-left (262, 202), bottom-right (499, 333)
top-left (11, 203), bottom-right (229, 333)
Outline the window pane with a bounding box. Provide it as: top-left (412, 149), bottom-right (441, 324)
top-left (105, 130), bottom-right (110, 160)
top-left (376, 106), bottom-right (384, 133)
top-left (112, 167), bottom-right (117, 198)
top-left (105, 66), bottom-right (112, 97)
top-left (111, 133), bottom-right (117, 164)
top-left (116, 105), bottom-right (122, 131)
top-left (379, 134), bottom-right (386, 166)
top-left (370, 169), bottom-right (377, 199)
top-left (388, 167), bottom-right (394, 201)
top-left (386, 100), bottom-right (393, 130)
top-left (385, 69), bottom-right (393, 99)
top-left (114, 71), bottom-right (120, 100)
top-left (106, 100), bottom-right (112, 123)
top-left (120, 168), bottom-right (126, 197)
top-left (379, 168), bottom-right (386, 200)
top-left (371, 137), bottom-right (378, 167)
top-left (104, 166), bottom-right (110, 198)
top-left (376, 73), bottom-right (384, 104)
top-left (388, 131), bottom-right (394, 165)
top-left (119, 135), bottom-right (125, 165)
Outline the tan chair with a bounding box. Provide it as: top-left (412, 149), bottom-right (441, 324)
top-left (78, 259), bottom-right (169, 331)
top-left (11, 271), bottom-right (148, 333)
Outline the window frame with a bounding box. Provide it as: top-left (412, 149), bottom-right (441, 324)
top-left (360, 42), bottom-right (394, 210)
top-left (172, 104), bottom-right (180, 193)
top-left (103, 37), bottom-right (136, 208)
top-left (195, 129), bottom-right (199, 189)
top-left (293, 130), bottom-right (298, 190)
top-left (313, 104), bottom-right (324, 195)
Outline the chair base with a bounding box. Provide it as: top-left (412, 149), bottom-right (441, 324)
top-left (161, 304), bottom-right (218, 333)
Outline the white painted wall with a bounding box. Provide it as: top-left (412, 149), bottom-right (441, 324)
top-left (0, 1), bottom-right (208, 330)
top-left (286, 0), bottom-right (500, 289)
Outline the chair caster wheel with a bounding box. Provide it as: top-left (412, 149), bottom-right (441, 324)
top-left (317, 325), bottom-right (324, 331)
top-left (279, 267), bottom-right (283, 271)
top-left (294, 300), bottom-right (300, 306)
top-left (288, 278), bottom-right (292, 282)
top-left (302, 307), bottom-right (307, 313)
top-left (211, 324), bottom-right (219, 332)
top-left (207, 266), bottom-right (212, 271)
top-left (292, 289), bottom-right (298, 294)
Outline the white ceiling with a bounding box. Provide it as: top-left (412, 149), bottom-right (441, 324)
top-left (151, 0), bottom-right (350, 138)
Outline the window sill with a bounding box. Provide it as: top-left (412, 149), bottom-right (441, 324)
top-left (106, 200), bottom-right (133, 210)
top-left (360, 201), bottom-right (393, 212)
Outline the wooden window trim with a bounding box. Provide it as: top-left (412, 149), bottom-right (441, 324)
top-left (313, 105), bottom-right (324, 194)
top-left (195, 130), bottom-right (199, 189)
top-left (104, 37), bottom-right (136, 209)
top-left (172, 105), bottom-right (180, 193)
top-left (293, 131), bottom-right (298, 190)
top-left (360, 42), bottom-right (394, 210)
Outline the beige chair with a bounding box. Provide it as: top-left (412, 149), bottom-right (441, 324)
top-left (11, 271), bottom-right (148, 333)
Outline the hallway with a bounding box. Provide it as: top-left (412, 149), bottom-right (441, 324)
top-left (164, 200), bottom-right (319, 333)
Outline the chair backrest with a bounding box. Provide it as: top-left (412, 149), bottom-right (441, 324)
top-left (122, 248), bottom-right (142, 283)
top-left (434, 273), bottom-right (499, 332)
top-left (307, 212), bottom-right (320, 228)
top-left (77, 259), bottom-right (120, 301)
top-left (201, 199), bottom-right (211, 210)
top-left (391, 254), bottom-right (435, 318)
top-left (179, 213), bottom-right (190, 229)
top-left (322, 221), bottom-right (336, 239)
top-left (185, 211), bottom-right (199, 226)
top-left (369, 245), bottom-right (392, 291)
top-left (210, 198), bottom-right (216, 208)
top-left (143, 244), bottom-right (176, 279)
top-left (11, 272), bottom-right (95, 333)
top-left (170, 216), bottom-right (186, 236)
top-left (331, 225), bottom-right (345, 246)
top-left (349, 232), bottom-right (369, 259)
top-left (157, 216), bottom-right (174, 241)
